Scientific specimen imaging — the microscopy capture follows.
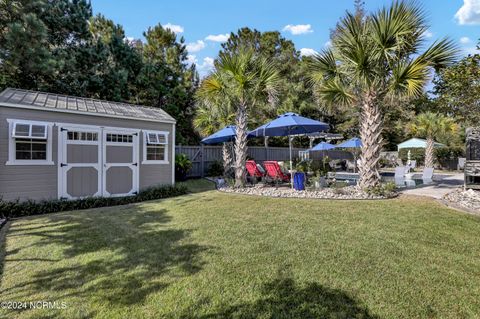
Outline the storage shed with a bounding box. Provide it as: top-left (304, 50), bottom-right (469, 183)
top-left (0, 88), bottom-right (176, 201)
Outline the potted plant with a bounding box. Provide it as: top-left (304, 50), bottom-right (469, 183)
top-left (293, 160), bottom-right (310, 190)
top-left (175, 153), bottom-right (192, 182)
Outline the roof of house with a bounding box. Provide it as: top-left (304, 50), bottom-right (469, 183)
top-left (397, 137), bottom-right (445, 150)
top-left (0, 88), bottom-right (175, 123)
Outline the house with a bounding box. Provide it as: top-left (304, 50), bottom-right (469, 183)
top-left (0, 88), bottom-right (175, 201)
top-left (397, 138), bottom-right (444, 151)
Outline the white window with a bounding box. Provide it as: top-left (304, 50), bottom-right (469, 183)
top-left (7, 119), bottom-right (54, 165)
top-left (142, 131), bottom-right (169, 164)
top-left (106, 133), bottom-right (133, 143)
top-left (12, 122), bottom-right (47, 139)
top-left (68, 131), bottom-right (98, 142)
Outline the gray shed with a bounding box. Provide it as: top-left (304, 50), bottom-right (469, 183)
top-left (0, 88), bottom-right (176, 201)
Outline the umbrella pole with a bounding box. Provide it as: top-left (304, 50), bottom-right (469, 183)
top-left (289, 135), bottom-right (293, 188)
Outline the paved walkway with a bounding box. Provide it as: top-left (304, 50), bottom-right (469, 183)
top-left (399, 173), bottom-right (464, 199)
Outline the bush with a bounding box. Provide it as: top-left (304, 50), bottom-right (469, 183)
top-left (0, 184), bottom-right (188, 219)
top-left (398, 148), bottom-right (425, 165)
top-left (175, 153), bottom-right (192, 181)
top-left (207, 160), bottom-right (224, 177)
top-left (366, 182), bottom-right (397, 197)
top-left (434, 146), bottom-right (465, 161)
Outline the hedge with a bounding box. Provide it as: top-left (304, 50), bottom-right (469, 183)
top-left (398, 148), bottom-right (425, 165)
top-left (399, 146), bottom-right (465, 167)
top-left (0, 184), bottom-right (188, 219)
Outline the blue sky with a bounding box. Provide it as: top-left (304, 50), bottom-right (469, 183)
top-left (92, 0), bottom-right (480, 76)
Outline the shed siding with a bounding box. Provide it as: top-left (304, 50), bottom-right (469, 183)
top-left (0, 106), bottom-right (174, 201)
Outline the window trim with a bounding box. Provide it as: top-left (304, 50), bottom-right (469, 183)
top-left (6, 119), bottom-right (54, 165)
top-left (142, 130), bottom-right (169, 164)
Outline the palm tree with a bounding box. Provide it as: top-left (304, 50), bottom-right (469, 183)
top-left (196, 49), bottom-right (280, 187)
top-left (407, 112), bottom-right (458, 168)
top-left (193, 99), bottom-right (236, 176)
top-left (308, 1), bottom-right (457, 188)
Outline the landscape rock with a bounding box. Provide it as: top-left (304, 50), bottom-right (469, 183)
top-left (218, 184), bottom-right (392, 200)
top-left (444, 189), bottom-right (480, 213)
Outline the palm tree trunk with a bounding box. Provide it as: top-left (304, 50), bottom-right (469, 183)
top-left (425, 137), bottom-right (435, 168)
top-left (222, 142), bottom-right (234, 177)
top-left (358, 91), bottom-right (383, 189)
top-left (234, 102), bottom-right (248, 187)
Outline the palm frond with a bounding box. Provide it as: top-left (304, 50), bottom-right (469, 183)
top-left (389, 58), bottom-right (429, 97)
top-left (418, 38), bottom-right (459, 70)
top-left (315, 78), bottom-right (355, 107)
top-left (307, 49), bottom-right (338, 85)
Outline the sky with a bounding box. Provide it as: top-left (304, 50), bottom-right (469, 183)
top-left (91, 0), bottom-right (480, 76)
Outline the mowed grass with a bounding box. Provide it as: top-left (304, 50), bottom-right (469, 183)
top-left (1, 180), bottom-right (480, 319)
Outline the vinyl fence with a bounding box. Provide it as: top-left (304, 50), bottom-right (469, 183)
top-left (175, 145), bottom-right (309, 177)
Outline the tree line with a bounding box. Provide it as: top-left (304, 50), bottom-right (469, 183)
top-left (0, 0), bottom-right (198, 144)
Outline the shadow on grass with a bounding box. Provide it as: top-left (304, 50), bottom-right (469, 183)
top-left (1, 205), bottom-right (210, 317)
top-left (184, 271), bottom-right (377, 319)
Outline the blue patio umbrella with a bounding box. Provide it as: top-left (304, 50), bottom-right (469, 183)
top-left (201, 125), bottom-right (237, 145)
top-left (250, 112), bottom-right (330, 138)
top-left (201, 125), bottom-right (255, 145)
top-left (250, 112), bottom-right (330, 185)
top-left (336, 137), bottom-right (362, 149)
top-left (310, 141), bottom-right (335, 151)
top-left (336, 137), bottom-right (362, 172)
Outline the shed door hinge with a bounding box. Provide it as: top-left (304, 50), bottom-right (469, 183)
top-left (60, 163), bottom-right (68, 167)
top-left (132, 163), bottom-right (138, 166)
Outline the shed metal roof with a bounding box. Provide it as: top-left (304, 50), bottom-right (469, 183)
top-left (0, 88), bottom-right (175, 123)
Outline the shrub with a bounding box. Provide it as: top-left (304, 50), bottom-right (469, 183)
top-left (366, 182), bottom-right (397, 197)
top-left (0, 184), bottom-right (188, 219)
top-left (398, 148), bottom-right (425, 165)
top-left (207, 160), bottom-right (224, 177)
top-left (295, 160), bottom-right (311, 172)
top-left (175, 153), bottom-right (192, 181)
top-left (434, 146), bottom-right (465, 161)
top-left (310, 157), bottom-right (331, 176)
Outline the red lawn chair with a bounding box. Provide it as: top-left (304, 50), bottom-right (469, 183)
top-left (246, 160), bottom-right (264, 184)
top-left (263, 161), bottom-right (291, 184)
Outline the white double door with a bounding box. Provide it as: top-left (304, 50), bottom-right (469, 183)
top-left (58, 125), bottom-right (139, 200)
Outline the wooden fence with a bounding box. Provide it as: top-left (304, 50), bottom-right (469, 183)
top-left (175, 145), bottom-right (310, 177)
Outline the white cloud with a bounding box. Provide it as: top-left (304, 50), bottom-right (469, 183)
top-left (282, 24), bottom-right (313, 35)
top-left (186, 40), bottom-right (206, 53)
top-left (205, 33), bottom-right (230, 42)
top-left (163, 23), bottom-right (184, 33)
top-left (200, 57), bottom-right (214, 69)
top-left (422, 30), bottom-right (433, 38)
top-left (463, 46), bottom-right (479, 55)
top-left (186, 56), bottom-right (215, 76)
top-left (186, 54), bottom-right (197, 65)
top-left (324, 40), bottom-right (332, 48)
top-left (299, 48), bottom-right (317, 57)
top-left (460, 36), bottom-right (471, 44)
top-left (455, 0), bottom-right (480, 25)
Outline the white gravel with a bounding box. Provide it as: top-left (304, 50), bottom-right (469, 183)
top-left (444, 189), bottom-right (480, 213)
top-left (219, 185), bottom-right (393, 200)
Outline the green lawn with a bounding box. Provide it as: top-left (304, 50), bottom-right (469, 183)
top-left (1, 180), bottom-right (480, 319)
